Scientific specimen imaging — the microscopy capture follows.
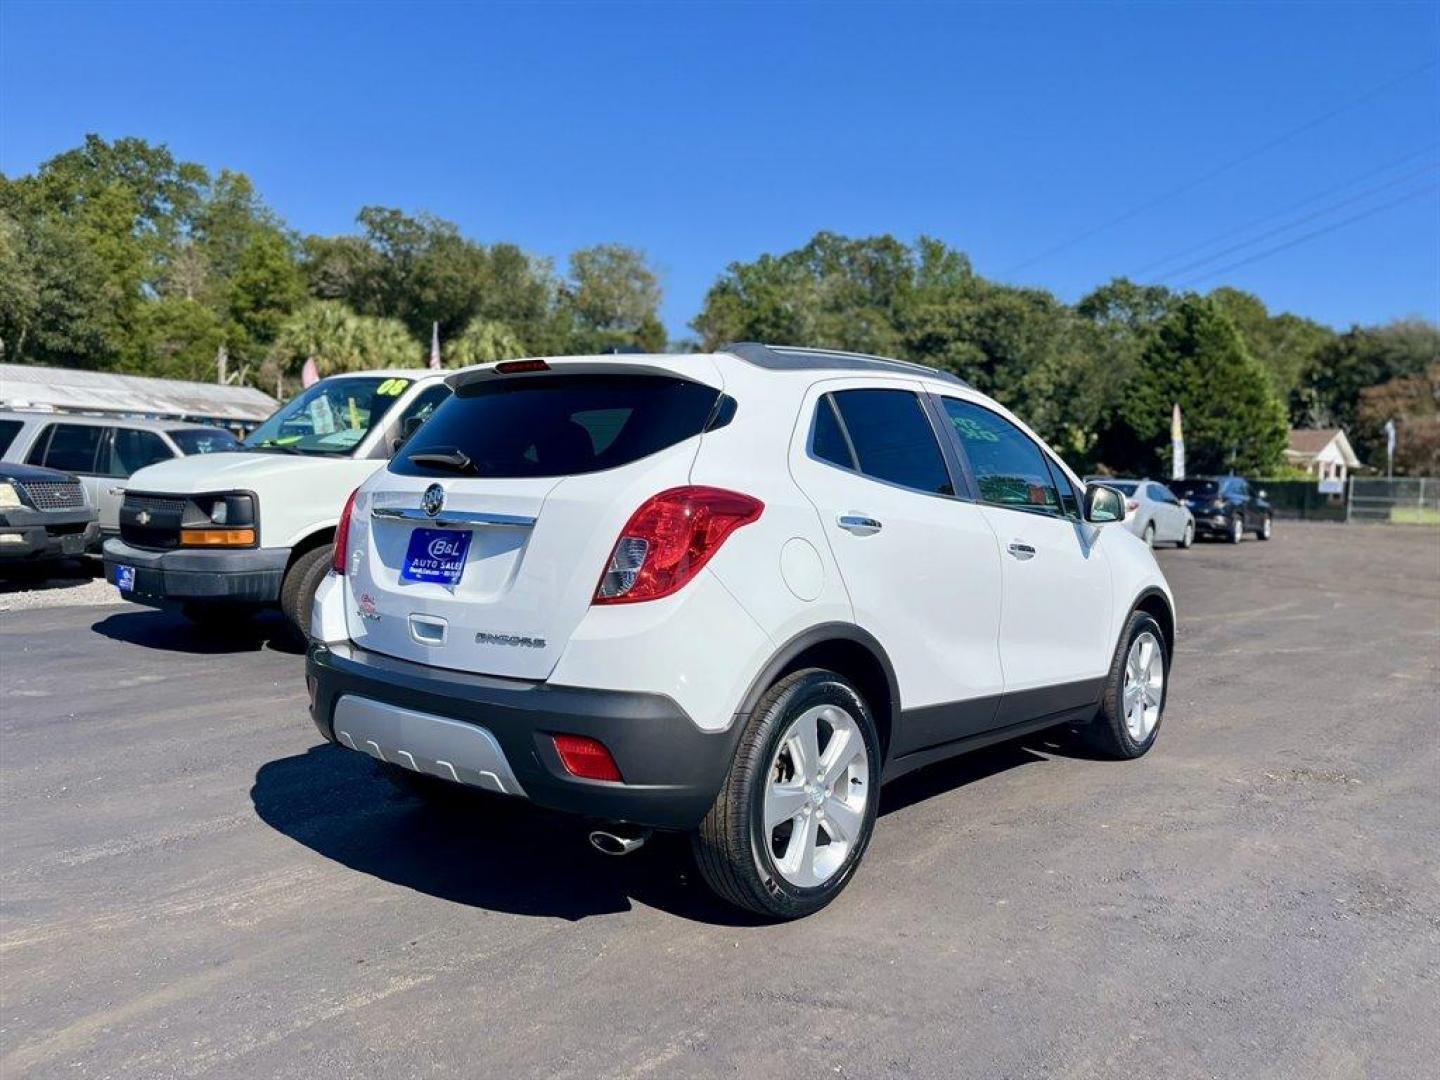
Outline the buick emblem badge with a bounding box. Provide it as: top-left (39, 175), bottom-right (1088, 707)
top-left (421, 483), bottom-right (446, 518)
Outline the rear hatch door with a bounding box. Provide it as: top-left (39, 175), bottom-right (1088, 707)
top-left (345, 364), bottom-right (725, 680)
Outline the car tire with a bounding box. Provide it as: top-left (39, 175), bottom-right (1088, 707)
top-left (693, 668), bottom-right (881, 920)
top-left (1142, 522), bottom-right (1156, 548)
top-left (1257, 515), bottom-right (1273, 541)
top-left (1083, 609), bottom-right (1169, 760)
top-left (1179, 521), bottom-right (1194, 549)
top-left (180, 601), bottom-right (258, 629)
top-left (1228, 515), bottom-right (1244, 544)
top-left (280, 545), bottom-right (333, 640)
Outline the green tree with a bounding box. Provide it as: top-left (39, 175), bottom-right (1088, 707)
top-left (1358, 364), bottom-right (1440, 475)
top-left (1120, 295), bottom-right (1288, 475)
top-left (445, 317), bottom-right (526, 367)
top-left (563, 244), bottom-right (665, 352)
top-left (1295, 320), bottom-right (1440, 458)
top-left (1209, 286), bottom-right (1333, 407)
top-left (270, 300), bottom-right (418, 378)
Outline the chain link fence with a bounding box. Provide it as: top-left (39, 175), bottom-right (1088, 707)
top-left (1346, 477), bottom-right (1439, 525)
top-left (1258, 478), bottom-right (1438, 525)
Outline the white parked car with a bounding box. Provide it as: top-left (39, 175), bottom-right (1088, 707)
top-left (307, 345), bottom-right (1175, 919)
top-left (102, 371), bottom-right (452, 634)
top-left (1085, 477), bottom-right (1195, 548)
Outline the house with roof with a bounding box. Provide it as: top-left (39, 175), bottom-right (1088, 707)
top-left (1285, 428), bottom-right (1362, 485)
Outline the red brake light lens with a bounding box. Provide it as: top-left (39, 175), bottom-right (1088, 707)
top-left (1125, 499), bottom-right (1140, 513)
top-left (552, 734), bottom-right (623, 782)
top-left (594, 486), bottom-right (763, 605)
top-left (495, 359), bottom-right (550, 374)
top-left (332, 487), bottom-right (360, 573)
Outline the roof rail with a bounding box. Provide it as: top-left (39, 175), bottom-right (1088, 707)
top-left (721, 342), bottom-right (970, 388)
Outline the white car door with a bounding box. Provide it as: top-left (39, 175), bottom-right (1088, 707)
top-left (789, 381), bottom-right (1005, 753)
top-left (1148, 482), bottom-right (1183, 542)
top-left (937, 397), bottom-right (1113, 714)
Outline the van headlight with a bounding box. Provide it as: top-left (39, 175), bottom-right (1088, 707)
top-left (181, 493), bottom-right (257, 547)
top-left (0, 482), bottom-right (24, 509)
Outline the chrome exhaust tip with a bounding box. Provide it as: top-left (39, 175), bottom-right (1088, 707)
top-left (588, 827), bottom-right (651, 856)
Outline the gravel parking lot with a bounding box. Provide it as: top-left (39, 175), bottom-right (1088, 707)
top-left (1, 523), bottom-right (1437, 1079)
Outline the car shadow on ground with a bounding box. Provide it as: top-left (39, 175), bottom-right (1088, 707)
top-left (0, 556), bottom-right (100, 593)
top-left (91, 606), bottom-right (305, 656)
top-left (250, 737), bottom-right (1048, 926)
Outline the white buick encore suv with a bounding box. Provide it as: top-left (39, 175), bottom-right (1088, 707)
top-left (306, 343), bottom-right (1174, 919)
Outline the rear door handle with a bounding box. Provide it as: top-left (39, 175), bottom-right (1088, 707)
top-left (837, 513), bottom-right (883, 536)
top-left (1007, 541), bottom-right (1037, 560)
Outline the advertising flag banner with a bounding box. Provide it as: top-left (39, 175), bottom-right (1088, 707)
top-left (1170, 403), bottom-right (1185, 480)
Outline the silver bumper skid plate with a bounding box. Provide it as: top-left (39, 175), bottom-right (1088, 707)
top-left (332, 694), bottom-right (528, 797)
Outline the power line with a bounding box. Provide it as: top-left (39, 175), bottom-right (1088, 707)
top-left (1171, 183), bottom-right (1439, 288)
top-left (1131, 142), bottom-right (1439, 277)
top-left (1001, 58), bottom-right (1439, 277)
top-left (1156, 160), bottom-right (1439, 283)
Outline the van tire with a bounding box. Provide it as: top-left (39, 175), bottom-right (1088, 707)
top-left (692, 668), bottom-right (881, 920)
top-left (280, 545), bottom-right (332, 640)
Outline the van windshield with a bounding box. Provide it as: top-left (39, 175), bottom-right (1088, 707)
top-left (391, 374), bottom-right (723, 479)
top-left (244, 377), bottom-right (413, 456)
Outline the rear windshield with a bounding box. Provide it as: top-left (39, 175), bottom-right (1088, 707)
top-left (171, 428), bottom-right (241, 455)
top-left (1104, 480), bottom-right (1138, 495)
top-left (391, 374), bottom-right (724, 479)
top-left (1171, 479), bottom-right (1219, 497)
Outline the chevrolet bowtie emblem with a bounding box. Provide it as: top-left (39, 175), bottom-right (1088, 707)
top-left (136, 510), bottom-right (151, 525)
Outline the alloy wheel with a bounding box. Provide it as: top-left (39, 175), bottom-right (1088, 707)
top-left (1122, 631), bottom-right (1164, 742)
top-left (763, 704), bottom-right (870, 888)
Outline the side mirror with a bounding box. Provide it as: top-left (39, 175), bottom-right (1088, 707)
top-left (393, 415), bottom-right (426, 451)
top-left (1083, 484), bottom-right (1126, 524)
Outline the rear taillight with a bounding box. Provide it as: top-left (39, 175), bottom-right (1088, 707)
top-left (594, 486), bottom-right (763, 604)
top-left (1126, 500), bottom-right (1139, 514)
top-left (332, 487), bottom-right (359, 573)
top-left (552, 734), bottom-right (623, 782)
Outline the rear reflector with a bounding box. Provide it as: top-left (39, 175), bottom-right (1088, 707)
top-left (180, 528), bottom-right (256, 547)
top-left (495, 359), bottom-right (551, 374)
top-left (552, 734), bottom-right (623, 783)
top-left (594, 486), bottom-right (763, 604)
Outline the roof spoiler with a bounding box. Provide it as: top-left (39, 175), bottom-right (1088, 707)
top-left (721, 342), bottom-right (971, 388)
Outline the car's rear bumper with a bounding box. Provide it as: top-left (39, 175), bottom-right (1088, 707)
top-left (306, 641), bottom-right (743, 831)
top-left (102, 537), bottom-right (290, 606)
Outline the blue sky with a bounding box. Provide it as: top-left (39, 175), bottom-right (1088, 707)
top-left (3, 1), bottom-right (1437, 339)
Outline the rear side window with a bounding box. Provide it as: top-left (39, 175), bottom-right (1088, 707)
top-left (0, 419), bottom-right (21, 457)
top-left (107, 428), bottom-right (172, 476)
top-left (824, 389), bottom-right (953, 495)
top-left (391, 374), bottom-right (723, 479)
top-left (811, 398), bottom-right (854, 469)
top-left (30, 424), bottom-right (104, 474)
top-left (942, 399), bottom-right (1060, 514)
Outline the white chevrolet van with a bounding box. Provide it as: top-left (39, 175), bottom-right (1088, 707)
top-left (103, 371), bottom-right (451, 635)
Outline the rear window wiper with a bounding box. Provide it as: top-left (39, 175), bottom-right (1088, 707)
top-left (408, 448), bottom-right (478, 474)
